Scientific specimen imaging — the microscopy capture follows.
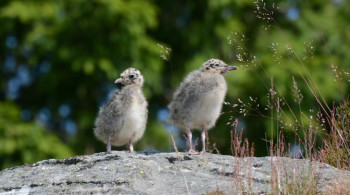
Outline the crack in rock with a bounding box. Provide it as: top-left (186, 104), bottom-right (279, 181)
top-left (1, 180), bottom-right (129, 191)
top-left (94, 155), bottom-right (119, 163)
top-left (166, 156), bottom-right (192, 164)
top-left (32, 156), bottom-right (87, 166)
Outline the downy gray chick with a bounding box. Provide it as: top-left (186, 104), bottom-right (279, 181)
top-left (167, 59), bottom-right (237, 154)
top-left (94, 68), bottom-right (148, 152)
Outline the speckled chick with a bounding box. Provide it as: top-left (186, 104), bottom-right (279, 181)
top-left (167, 59), bottom-right (237, 154)
top-left (94, 68), bottom-right (148, 152)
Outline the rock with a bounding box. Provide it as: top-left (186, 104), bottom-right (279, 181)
top-left (0, 151), bottom-right (349, 194)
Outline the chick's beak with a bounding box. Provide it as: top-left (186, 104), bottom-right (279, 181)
top-left (221, 65), bottom-right (238, 74)
top-left (115, 78), bottom-right (123, 84)
top-left (228, 65), bottom-right (238, 71)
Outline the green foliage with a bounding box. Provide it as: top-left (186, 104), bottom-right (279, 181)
top-left (0, 101), bottom-right (73, 169)
top-left (0, 0), bottom-right (168, 158)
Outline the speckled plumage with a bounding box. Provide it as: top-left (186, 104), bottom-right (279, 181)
top-left (167, 59), bottom-right (237, 154)
top-left (94, 68), bottom-right (148, 152)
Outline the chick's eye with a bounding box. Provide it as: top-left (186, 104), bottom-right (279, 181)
top-left (129, 75), bottom-right (134, 79)
top-left (215, 64), bottom-right (219, 66)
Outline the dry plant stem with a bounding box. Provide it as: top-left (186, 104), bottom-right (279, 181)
top-left (286, 53), bottom-right (332, 124)
top-left (231, 35), bottom-right (304, 137)
top-left (231, 119), bottom-right (254, 157)
top-left (170, 134), bottom-right (179, 154)
top-left (238, 72), bottom-right (304, 141)
top-left (265, 4), bottom-right (330, 110)
top-left (270, 17), bottom-right (332, 122)
top-left (170, 134), bottom-right (182, 162)
top-left (258, 67), bottom-right (301, 128)
top-left (235, 44), bottom-right (300, 127)
top-left (168, 135), bottom-right (171, 152)
top-left (230, 119), bottom-right (255, 193)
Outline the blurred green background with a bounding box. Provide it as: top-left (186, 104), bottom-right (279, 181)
top-left (1, 0), bottom-right (349, 169)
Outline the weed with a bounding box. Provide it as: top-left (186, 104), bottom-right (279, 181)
top-left (225, 0), bottom-right (350, 194)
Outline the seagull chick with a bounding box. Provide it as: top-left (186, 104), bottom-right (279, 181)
top-left (94, 68), bottom-right (148, 153)
top-left (167, 59), bottom-right (237, 154)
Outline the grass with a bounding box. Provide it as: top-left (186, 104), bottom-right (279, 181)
top-left (232, 0), bottom-right (350, 170)
top-left (223, 1), bottom-right (350, 194)
top-left (226, 120), bottom-right (320, 194)
top-left (326, 179), bottom-right (350, 194)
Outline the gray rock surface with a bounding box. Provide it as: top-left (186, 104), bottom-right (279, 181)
top-left (0, 151), bottom-right (349, 194)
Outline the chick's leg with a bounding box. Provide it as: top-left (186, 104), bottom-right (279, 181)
top-left (200, 128), bottom-right (206, 154)
top-left (129, 141), bottom-right (134, 152)
top-left (107, 137), bottom-right (111, 153)
top-left (186, 127), bottom-right (199, 155)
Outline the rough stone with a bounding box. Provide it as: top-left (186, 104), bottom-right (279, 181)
top-left (0, 151), bottom-right (349, 194)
